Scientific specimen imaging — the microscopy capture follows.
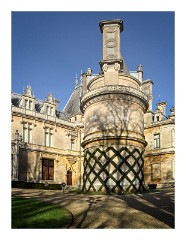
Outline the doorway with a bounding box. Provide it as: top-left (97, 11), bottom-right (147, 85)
top-left (67, 169), bottom-right (72, 185)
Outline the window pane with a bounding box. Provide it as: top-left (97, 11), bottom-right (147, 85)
top-left (48, 166), bottom-right (54, 180)
top-left (50, 107), bottom-right (53, 115)
top-left (45, 132), bottom-right (48, 146)
top-left (154, 134), bottom-right (160, 148)
top-left (25, 100), bottom-right (28, 109)
top-left (46, 106), bottom-right (49, 115)
top-left (23, 128), bottom-right (27, 142)
top-left (28, 129), bottom-right (31, 143)
top-left (49, 134), bottom-right (52, 147)
top-left (42, 165), bottom-right (48, 180)
top-left (29, 101), bottom-right (32, 110)
top-left (48, 160), bottom-right (54, 166)
top-left (43, 159), bottom-right (48, 166)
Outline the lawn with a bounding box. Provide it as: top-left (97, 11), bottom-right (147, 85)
top-left (12, 197), bottom-right (72, 228)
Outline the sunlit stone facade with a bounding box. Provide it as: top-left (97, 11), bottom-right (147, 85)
top-left (11, 19), bottom-right (175, 191)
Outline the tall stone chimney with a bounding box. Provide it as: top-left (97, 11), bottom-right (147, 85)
top-left (80, 19), bottom-right (148, 193)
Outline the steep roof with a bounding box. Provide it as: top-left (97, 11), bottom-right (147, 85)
top-left (11, 92), bottom-right (69, 121)
top-left (63, 84), bottom-right (83, 116)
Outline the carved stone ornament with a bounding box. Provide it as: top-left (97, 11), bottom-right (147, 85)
top-left (81, 92), bottom-right (148, 113)
top-left (106, 39), bottom-right (116, 48)
top-left (114, 62), bottom-right (120, 71)
top-left (102, 64), bottom-right (108, 72)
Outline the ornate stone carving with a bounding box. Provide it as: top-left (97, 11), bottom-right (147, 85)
top-left (106, 39), bottom-right (116, 48)
top-left (114, 62), bottom-right (120, 71)
top-left (102, 63), bottom-right (108, 72)
top-left (81, 85), bottom-right (148, 112)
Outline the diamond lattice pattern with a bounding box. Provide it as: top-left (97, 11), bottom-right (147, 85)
top-left (82, 146), bottom-right (145, 192)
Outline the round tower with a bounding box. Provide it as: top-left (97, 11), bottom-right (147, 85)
top-left (80, 19), bottom-right (148, 193)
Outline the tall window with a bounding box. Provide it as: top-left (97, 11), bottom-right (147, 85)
top-left (44, 128), bottom-right (53, 147)
top-left (154, 133), bottom-right (160, 149)
top-left (71, 139), bottom-right (75, 150)
top-left (42, 159), bottom-right (54, 180)
top-left (29, 100), bottom-right (32, 110)
top-left (46, 105), bottom-right (50, 115)
top-left (50, 107), bottom-right (53, 115)
top-left (46, 105), bottom-right (53, 116)
top-left (25, 99), bottom-right (32, 110)
top-left (23, 123), bottom-right (32, 143)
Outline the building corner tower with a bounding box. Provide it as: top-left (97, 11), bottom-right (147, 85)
top-left (80, 19), bottom-right (149, 193)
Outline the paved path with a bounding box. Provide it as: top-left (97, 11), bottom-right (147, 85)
top-left (12, 188), bottom-right (174, 229)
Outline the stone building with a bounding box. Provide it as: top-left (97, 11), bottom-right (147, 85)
top-left (11, 19), bottom-right (175, 191)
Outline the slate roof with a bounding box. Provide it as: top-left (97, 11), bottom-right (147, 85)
top-left (63, 84), bottom-right (83, 116)
top-left (11, 92), bottom-right (68, 121)
top-left (11, 92), bottom-right (22, 107)
top-left (120, 53), bottom-right (129, 75)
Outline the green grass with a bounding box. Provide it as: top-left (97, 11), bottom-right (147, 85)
top-left (12, 197), bottom-right (72, 228)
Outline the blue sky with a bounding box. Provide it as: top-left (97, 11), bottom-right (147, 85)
top-left (12, 11), bottom-right (174, 115)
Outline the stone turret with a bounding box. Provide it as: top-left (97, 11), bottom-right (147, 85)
top-left (80, 19), bottom-right (148, 193)
top-left (137, 64), bottom-right (143, 83)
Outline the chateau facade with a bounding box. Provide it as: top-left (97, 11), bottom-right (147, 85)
top-left (11, 19), bottom-right (175, 191)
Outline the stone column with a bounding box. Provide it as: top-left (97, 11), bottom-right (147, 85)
top-left (80, 20), bottom-right (148, 193)
top-left (11, 130), bottom-right (21, 181)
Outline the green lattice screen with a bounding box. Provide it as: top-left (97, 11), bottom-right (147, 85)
top-left (82, 146), bottom-right (145, 193)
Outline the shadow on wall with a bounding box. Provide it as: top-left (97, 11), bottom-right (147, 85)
top-left (82, 97), bottom-right (146, 193)
top-left (18, 146), bottom-right (42, 183)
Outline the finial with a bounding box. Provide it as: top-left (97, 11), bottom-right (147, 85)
top-left (137, 64), bottom-right (143, 72)
top-left (87, 68), bottom-right (92, 76)
top-left (25, 84), bottom-right (32, 96)
top-left (80, 70), bottom-right (83, 83)
top-left (47, 92), bottom-right (53, 102)
top-left (75, 73), bottom-right (78, 86)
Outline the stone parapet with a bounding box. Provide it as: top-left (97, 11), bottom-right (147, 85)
top-left (81, 85), bottom-right (148, 113)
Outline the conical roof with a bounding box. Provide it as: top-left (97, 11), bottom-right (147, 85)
top-left (63, 84), bottom-right (82, 116)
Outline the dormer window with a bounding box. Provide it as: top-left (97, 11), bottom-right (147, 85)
top-left (29, 100), bottom-right (32, 110)
top-left (50, 107), bottom-right (53, 115)
top-left (46, 105), bottom-right (50, 115)
top-left (25, 99), bottom-right (32, 110)
top-left (46, 105), bottom-right (54, 116)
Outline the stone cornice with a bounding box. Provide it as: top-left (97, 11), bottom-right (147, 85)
top-left (144, 148), bottom-right (175, 157)
top-left (12, 105), bottom-right (75, 129)
top-left (80, 85), bottom-right (148, 113)
top-left (87, 73), bottom-right (141, 91)
top-left (144, 119), bottom-right (175, 129)
top-left (99, 19), bottom-right (123, 33)
top-left (22, 143), bottom-right (80, 157)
